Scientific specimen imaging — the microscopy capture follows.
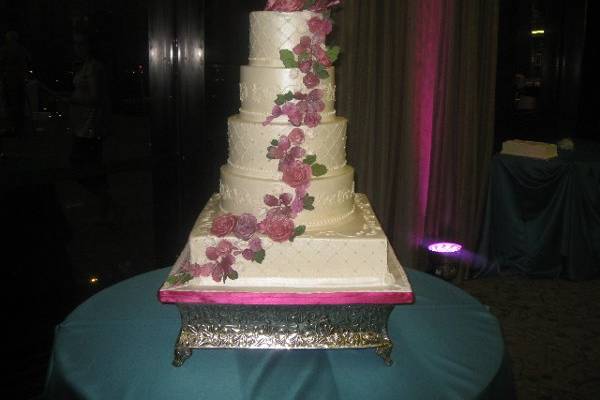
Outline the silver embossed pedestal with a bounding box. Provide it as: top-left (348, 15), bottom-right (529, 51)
top-left (172, 303), bottom-right (395, 367)
top-left (159, 242), bottom-right (413, 367)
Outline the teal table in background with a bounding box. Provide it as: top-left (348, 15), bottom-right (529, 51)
top-left (476, 144), bottom-right (600, 280)
top-left (45, 268), bottom-right (514, 400)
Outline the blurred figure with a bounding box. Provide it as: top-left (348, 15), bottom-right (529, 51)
top-left (62, 25), bottom-right (116, 222)
top-left (0, 31), bottom-right (31, 137)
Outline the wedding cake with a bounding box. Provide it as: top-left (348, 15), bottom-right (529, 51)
top-left (159, 2), bottom-right (412, 301)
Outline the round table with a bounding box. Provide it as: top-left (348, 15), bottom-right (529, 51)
top-left (45, 268), bottom-right (514, 399)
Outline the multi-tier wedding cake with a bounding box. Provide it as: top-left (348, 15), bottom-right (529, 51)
top-left (159, 1), bottom-right (412, 302)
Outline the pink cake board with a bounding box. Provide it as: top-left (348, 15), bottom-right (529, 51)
top-left (158, 246), bottom-right (414, 306)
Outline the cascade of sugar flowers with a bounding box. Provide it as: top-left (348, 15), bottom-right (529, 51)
top-left (167, 2), bottom-right (342, 286)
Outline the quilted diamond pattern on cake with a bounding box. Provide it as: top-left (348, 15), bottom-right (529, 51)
top-left (227, 116), bottom-right (347, 179)
top-left (249, 12), bottom-right (315, 67)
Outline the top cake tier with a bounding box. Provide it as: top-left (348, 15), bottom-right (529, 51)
top-left (249, 11), bottom-right (322, 67)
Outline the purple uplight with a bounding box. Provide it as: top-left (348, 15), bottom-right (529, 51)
top-left (427, 242), bottom-right (462, 254)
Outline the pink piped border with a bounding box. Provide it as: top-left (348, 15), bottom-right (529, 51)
top-left (158, 289), bottom-right (414, 305)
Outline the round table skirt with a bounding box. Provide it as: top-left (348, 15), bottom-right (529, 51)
top-left (44, 268), bottom-right (513, 400)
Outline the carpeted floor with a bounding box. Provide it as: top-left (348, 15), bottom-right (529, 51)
top-left (459, 273), bottom-right (600, 399)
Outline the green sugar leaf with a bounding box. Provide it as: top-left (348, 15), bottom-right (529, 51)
top-left (326, 46), bottom-right (341, 64)
top-left (298, 52), bottom-right (311, 62)
top-left (311, 163), bottom-right (328, 177)
top-left (303, 195), bottom-right (315, 210)
top-left (313, 63), bottom-right (330, 79)
top-left (280, 49), bottom-right (298, 68)
top-left (275, 91), bottom-right (295, 105)
top-left (294, 225), bottom-right (306, 236)
top-left (271, 139), bottom-right (279, 146)
top-left (253, 249), bottom-right (266, 264)
top-left (303, 154), bottom-right (317, 165)
top-left (290, 225), bottom-right (306, 242)
top-left (227, 269), bottom-right (239, 280)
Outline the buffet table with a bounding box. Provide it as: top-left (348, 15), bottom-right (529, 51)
top-left (45, 267), bottom-right (513, 400)
top-left (476, 144), bottom-right (600, 280)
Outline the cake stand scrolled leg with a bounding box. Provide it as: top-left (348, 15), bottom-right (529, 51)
top-left (375, 341), bottom-right (393, 366)
top-left (173, 346), bottom-right (192, 367)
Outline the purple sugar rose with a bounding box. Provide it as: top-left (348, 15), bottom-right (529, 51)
top-left (249, 237), bottom-right (263, 252)
top-left (267, 145), bottom-right (285, 159)
top-left (234, 213), bottom-right (257, 240)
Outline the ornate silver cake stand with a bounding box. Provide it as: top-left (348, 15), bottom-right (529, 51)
top-left (172, 303), bottom-right (396, 367)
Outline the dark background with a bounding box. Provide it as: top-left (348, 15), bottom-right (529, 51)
top-left (0, 0), bottom-right (598, 397)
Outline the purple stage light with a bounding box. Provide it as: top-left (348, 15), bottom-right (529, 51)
top-left (427, 242), bottom-right (462, 254)
top-left (426, 242), bottom-right (463, 281)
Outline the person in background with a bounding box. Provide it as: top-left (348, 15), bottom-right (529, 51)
top-left (62, 26), bottom-right (116, 223)
top-left (0, 31), bottom-right (31, 138)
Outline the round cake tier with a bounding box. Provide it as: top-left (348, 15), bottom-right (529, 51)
top-left (219, 165), bottom-right (355, 228)
top-left (227, 115), bottom-right (347, 179)
top-left (249, 11), bottom-right (320, 67)
top-left (240, 65), bottom-right (336, 122)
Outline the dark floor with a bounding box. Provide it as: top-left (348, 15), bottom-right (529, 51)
top-left (3, 115), bottom-right (600, 399)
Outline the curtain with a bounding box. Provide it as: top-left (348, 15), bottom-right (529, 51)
top-left (333, 0), bottom-right (498, 278)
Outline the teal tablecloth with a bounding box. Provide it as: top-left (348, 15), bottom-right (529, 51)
top-left (45, 268), bottom-right (513, 400)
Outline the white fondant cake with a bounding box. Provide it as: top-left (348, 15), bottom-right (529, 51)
top-left (160, 8), bottom-right (411, 296)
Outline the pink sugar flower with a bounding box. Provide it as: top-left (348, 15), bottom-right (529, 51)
top-left (279, 192), bottom-right (293, 206)
top-left (295, 183), bottom-right (309, 198)
top-left (265, 0), bottom-right (305, 12)
top-left (308, 89), bottom-right (323, 101)
top-left (211, 213), bottom-right (237, 237)
top-left (288, 110), bottom-right (304, 127)
top-left (308, 17), bottom-right (333, 39)
top-left (299, 59), bottom-right (313, 73)
top-left (304, 112), bottom-right (322, 128)
top-left (282, 160), bottom-right (312, 188)
top-left (267, 145), bottom-right (285, 159)
top-left (303, 72), bottom-right (320, 89)
top-left (278, 135), bottom-right (291, 151)
top-left (264, 194), bottom-right (280, 207)
top-left (290, 195), bottom-right (305, 215)
top-left (242, 249), bottom-right (254, 260)
top-left (293, 36), bottom-right (312, 55)
top-left (278, 153), bottom-right (296, 172)
top-left (308, 0), bottom-right (342, 12)
top-left (205, 246), bottom-right (219, 260)
top-left (288, 128), bottom-right (305, 145)
top-left (312, 44), bottom-right (332, 67)
top-left (289, 146), bottom-right (306, 159)
top-left (261, 212), bottom-right (295, 242)
top-left (216, 239), bottom-right (234, 256)
top-left (188, 262), bottom-right (215, 277)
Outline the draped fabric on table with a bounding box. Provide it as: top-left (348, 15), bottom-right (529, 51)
top-left (333, 0), bottom-right (499, 277)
